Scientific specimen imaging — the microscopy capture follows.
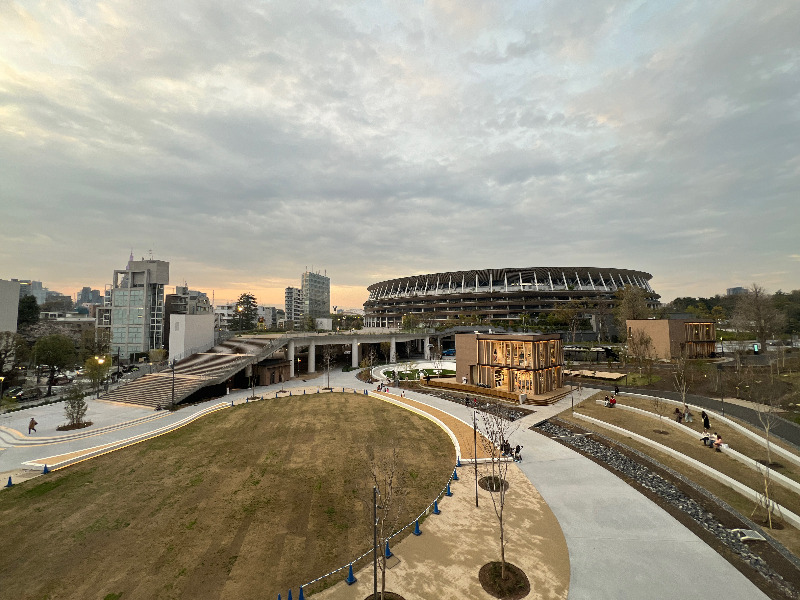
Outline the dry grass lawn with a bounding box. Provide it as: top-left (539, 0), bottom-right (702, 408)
top-left (0, 393), bottom-right (456, 600)
top-left (562, 392), bottom-right (800, 556)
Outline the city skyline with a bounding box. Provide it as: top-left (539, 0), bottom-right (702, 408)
top-left (2, 2), bottom-right (798, 309)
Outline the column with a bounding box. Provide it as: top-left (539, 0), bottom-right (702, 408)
top-left (424, 336), bottom-right (431, 360)
top-left (351, 338), bottom-right (359, 369)
top-left (288, 340), bottom-right (295, 378)
top-left (390, 336), bottom-right (397, 364)
top-left (308, 340), bottom-right (316, 373)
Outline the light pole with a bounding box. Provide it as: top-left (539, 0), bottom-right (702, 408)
top-left (474, 409), bottom-right (479, 508)
top-left (171, 359), bottom-right (176, 409)
top-left (237, 305), bottom-right (243, 331)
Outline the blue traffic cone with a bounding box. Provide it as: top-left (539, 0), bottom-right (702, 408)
top-left (413, 519), bottom-right (422, 536)
top-left (457, 456), bottom-right (462, 467)
top-left (289, 391), bottom-right (292, 396)
top-left (445, 483), bottom-right (452, 497)
top-left (433, 500), bottom-right (441, 514)
top-left (278, 595), bottom-right (281, 600)
top-left (452, 468), bottom-right (459, 481)
top-left (303, 389), bottom-right (305, 394)
top-left (346, 563), bottom-right (357, 584)
top-left (385, 540), bottom-right (393, 558)
top-left (288, 590), bottom-right (293, 600)
top-left (5, 476), bottom-right (12, 487)
top-left (299, 588), bottom-right (305, 600)
top-left (43, 464), bottom-right (50, 474)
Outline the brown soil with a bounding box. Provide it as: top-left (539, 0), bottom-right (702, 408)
top-left (363, 593), bottom-right (406, 600)
top-left (547, 416), bottom-right (800, 600)
top-left (479, 561), bottom-right (530, 600)
top-left (0, 393), bottom-right (455, 600)
top-left (479, 475), bottom-right (509, 492)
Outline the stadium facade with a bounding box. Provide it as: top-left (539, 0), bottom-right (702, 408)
top-left (363, 267), bottom-right (659, 329)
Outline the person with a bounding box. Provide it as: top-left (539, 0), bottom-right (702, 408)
top-left (614, 384), bottom-right (620, 395)
top-left (604, 395), bottom-right (610, 406)
top-left (674, 407), bottom-right (683, 423)
top-left (514, 445), bottom-right (523, 462)
top-left (400, 390), bottom-right (405, 398)
top-left (713, 433), bottom-right (723, 451)
top-left (683, 405), bottom-right (693, 423)
top-left (702, 411), bottom-right (710, 430)
top-left (28, 418), bottom-right (37, 434)
top-left (609, 396), bottom-right (616, 407)
top-left (700, 430), bottom-right (711, 446)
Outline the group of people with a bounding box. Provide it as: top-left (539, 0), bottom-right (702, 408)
top-left (603, 395), bottom-right (617, 408)
top-left (697, 411), bottom-right (723, 450)
top-left (674, 406), bottom-right (694, 423)
top-left (501, 440), bottom-right (523, 462)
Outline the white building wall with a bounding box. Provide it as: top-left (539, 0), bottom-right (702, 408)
top-left (169, 313), bottom-right (215, 362)
top-left (0, 279), bottom-right (21, 333)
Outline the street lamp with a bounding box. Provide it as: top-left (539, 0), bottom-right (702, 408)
top-left (237, 305), bottom-right (243, 331)
top-left (95, 356), bottom-right (105, 398)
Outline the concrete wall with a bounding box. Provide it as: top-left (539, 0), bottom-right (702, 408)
top-left (169, 313), bottom-right (215, 361)
top-left (0, 279), bottom-right (21, 333)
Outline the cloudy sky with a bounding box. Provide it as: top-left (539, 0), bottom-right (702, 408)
top-left (1, 1), bottom-right (798, 309)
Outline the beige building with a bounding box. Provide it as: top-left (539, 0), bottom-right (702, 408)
top-left (626, 319), bottom-right (716, 359)
top-left (455, 333), bottom-right (564, 396)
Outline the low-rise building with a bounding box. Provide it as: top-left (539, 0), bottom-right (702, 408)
top-left (455, 333), bottom-right (564, 397)
top-left (626, 319), bottom-right (716, 359)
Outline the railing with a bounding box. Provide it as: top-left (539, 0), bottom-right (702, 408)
top-left (296, 461), bottom-right (459, 596)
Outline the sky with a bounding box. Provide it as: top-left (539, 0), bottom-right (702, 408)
top-left (1, 1), bottom-right (798, 309)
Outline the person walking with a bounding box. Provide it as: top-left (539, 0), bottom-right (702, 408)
top-left (702, 411), bottom-right (710, 430)
top-left (28, 418), bottom-right (37, 434)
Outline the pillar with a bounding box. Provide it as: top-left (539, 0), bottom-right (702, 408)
top-left (390, 337), bottom-right (397, 364)
top-left (308, 340), bottom-right (316, 373)
top-left (424, 336), bottom-right (431, 360)
top-left (351, 339), bottom-right (359, 369)
top-left (288, 340), bottom-right (295, 378)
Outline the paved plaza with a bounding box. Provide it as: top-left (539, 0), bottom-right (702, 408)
top-left (0, 366), bottom-right (769, 599)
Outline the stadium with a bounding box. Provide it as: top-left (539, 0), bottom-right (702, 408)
top-left (363, 266), bottom-right (659, 329)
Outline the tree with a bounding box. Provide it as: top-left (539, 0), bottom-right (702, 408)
top-left (365, 445), bottom-right (406, 600)
top-left (554, 300), bottom-right (588, 343)
top-left (628, 328), bottom-right (655, 378)
top-left (84, 355), bottom-right (111, 395)
top-left (614, 285), bottom-right (652, 339)
top-left (752, 379), bottom-right (782, 529)
top-left (33, 334), bottom-right (76, 396)
top-left (400, 313), bottom-right (422, 331)
top-left (673, 349), bottom-right (690, 413)
top-left (479, 404), bottom-right (520, 581)
top-left (230, 292), bottom-right (258, 331)
top-left (17, 295), bottom-right (39, 328)
top-left (732, 284), bottom-right (786, 352)
top-left (63, 383), bottom-right (89, 427)
top-left (0, 331), bottom-right (29, 381)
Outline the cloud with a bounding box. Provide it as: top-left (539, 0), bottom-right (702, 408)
top-left (0, 0), bottom-right (798, 307)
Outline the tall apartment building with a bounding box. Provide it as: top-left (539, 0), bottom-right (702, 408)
top-left (11, 279), bottom-right (47, 304)
top-left (284, 286), bottom-right (303, 325)
top-left (301, 270), bottom-right (330, 319)
top-left (109, 259), bottom-right (169, 360)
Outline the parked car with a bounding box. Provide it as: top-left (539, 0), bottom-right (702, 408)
top-left (442, 349), bottom-right (456, 356)
top-left (52, 375), bottom-right (73, 386)
top-left (3, 386), bottom-right (23, 398)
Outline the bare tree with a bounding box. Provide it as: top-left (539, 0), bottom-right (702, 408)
top-left (673, 349), bottom-right (690, 413)
top-left (364, 445), bottom-right (406, 600)
top-left (752, 380), bottom-right (783, 529)
top-left (732, 284), bottom-right (785, 354)
top-left (652, 395), bottom-right (669, 434)
top-left (479, 404), bottom-right (520, 580)
top-left (628, 328), bottom-right (655, 381)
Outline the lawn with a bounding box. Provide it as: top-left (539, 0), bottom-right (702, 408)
top-left (0, 393), bottom-right (456, 600)
top-left (561, 393), bottom-right (800, 555)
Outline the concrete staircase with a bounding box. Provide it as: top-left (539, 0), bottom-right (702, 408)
top-left (101, 337), bottom-right (290, 409)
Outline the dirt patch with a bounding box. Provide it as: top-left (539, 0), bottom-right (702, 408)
top-left (479, 561), bottom-right (530, 600)
top-left (0, 393), bottom-right (456, 600)
top-left (479, 475), bottom-right (509, 492)
top-left (56, 421), bottom-right (93, 431)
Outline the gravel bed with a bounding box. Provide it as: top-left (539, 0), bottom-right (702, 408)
top-left (537, 420), bottom-right (799, 599)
